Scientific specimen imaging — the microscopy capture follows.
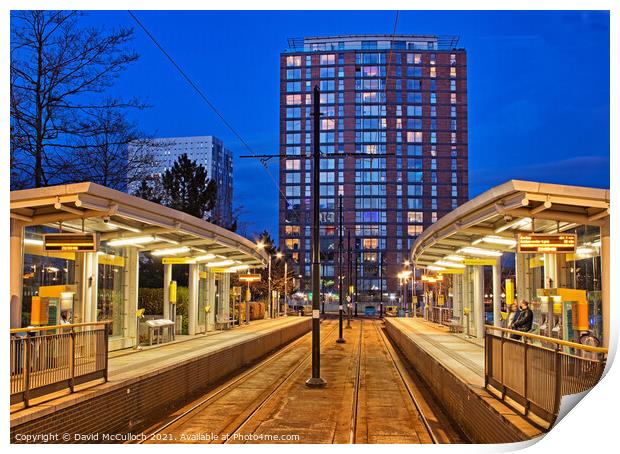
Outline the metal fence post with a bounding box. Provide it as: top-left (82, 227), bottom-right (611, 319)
top-left (553, 345), bottom-right (563, 418)
top-left (24, 334), bottom-right (31, 408)
top-left (500, 331), bottom-right (506, 399)
top-left (484, 330), bottom-right (489, 388)
top-left (103, 327), bottom-right (109, 382)
top-left (69, 329), bottom-right (76, 393)
top-left (523, 338), bottom-right (530, 416)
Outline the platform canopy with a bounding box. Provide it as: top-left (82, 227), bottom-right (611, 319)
top-left (411, 180), bottom-right (610, 267)
top-left (10, 182), bottom-right (268, 268)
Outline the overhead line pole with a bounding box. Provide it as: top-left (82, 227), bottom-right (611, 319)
top-left (379, 251), bottom-right (384, 318)
top-left (354, 248), bottom-right (359, 317)
top-left (337, 194), bottom-right (345, 343)
top-left (306, 85), bottom-right (326, 388)
top-left (346, 229), bottom-right (352, 329)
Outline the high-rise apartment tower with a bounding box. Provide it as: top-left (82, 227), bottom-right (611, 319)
top-left (279, 35), bottom-right (468, 301)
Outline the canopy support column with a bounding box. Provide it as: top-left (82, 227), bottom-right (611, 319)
top-left (601, 221), bottom-right (610, 348)
top-left (220, 273), bottom-right (231, 321)
top-left (207, 271), bottom-right (216, 331)
top-left (492, 258), bottom-right (502, 327)
top-left (163, 264), bottom-right (171, 320)
top-left (126, 247), bottom-right (140, 346)
top-left (473, 265), bottom-right (485, 338)
top-left (10, 219), bottom-right (24, 329)
top-left (80, 252), bottom-right (99, 323)
top-left (188, 263), bottom-right (198, 335)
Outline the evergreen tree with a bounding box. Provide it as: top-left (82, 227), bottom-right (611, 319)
top-left (159, 153), bottom-right (217, 219)
top-left (133, 175), bottom-right (163, 204)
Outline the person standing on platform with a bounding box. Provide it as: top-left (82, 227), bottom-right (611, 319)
top-left (511, 301), bottom-right (533, 340)
top-left (507, 303), bottom-right (520, 329)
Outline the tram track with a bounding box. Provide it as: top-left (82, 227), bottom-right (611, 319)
top-left (136, 320), bottom-right (339, 444)
top-left (135, 318), bottom-right (464, 444)
top-left (222, 322), bottom-right (342, 444)
top-left (372, 321), bottom-right (439, 443)
top-left (347, 319), bottom-right (364, 444)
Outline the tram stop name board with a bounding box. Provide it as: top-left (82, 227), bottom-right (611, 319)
top-left (517, 233), bottom-right (577, 254)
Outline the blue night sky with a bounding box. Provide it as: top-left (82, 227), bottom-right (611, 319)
top-left (83, 10), bottom-right (609, 242)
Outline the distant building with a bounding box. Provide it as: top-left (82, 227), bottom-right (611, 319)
top-left (278, 35), bottom-right (468, 300)
top-left (129, 135), bottom-right (233, 228)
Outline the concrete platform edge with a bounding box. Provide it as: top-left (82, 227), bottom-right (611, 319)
top-left (10, 318), bottom-right (311, 442)
top-left (384, 318), bottom-right (542, 444)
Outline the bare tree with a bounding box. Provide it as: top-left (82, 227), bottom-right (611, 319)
top-left (54, 107), bottom-right (158, 190)
top-left (10, 10), bottom-right (141, 189)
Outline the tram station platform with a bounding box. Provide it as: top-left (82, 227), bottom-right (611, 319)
top-left (385, 317), bottom-right (543, 443)
top-left (11, 316), bottom-right (311, 440)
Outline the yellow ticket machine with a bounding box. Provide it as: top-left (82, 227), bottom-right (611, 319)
top-left (32, 285), bottom-right (76, 326)
top-left (535, 288), bottom-right (588, 343)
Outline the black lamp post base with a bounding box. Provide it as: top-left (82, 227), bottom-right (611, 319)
top-left (336, 338), bottom-right (346, 344)
top-left (305, 377), bottom-right (327, 388)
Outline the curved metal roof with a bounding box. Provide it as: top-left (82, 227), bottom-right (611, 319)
top-left (411, 180), bottom-right (610, 268)
top-left (10, 182), bottom-right (268, 268)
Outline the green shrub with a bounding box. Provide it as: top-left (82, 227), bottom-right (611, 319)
top-left (138, 286), bottom-right (189, 335)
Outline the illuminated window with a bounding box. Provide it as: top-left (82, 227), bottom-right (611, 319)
top-left (320, 54), bottom-right (335, 65)
top-left (430, 67), bottom-right (436, 78)
top-left (363, 238), bottom-right (379, 249)
top-left (407, 131), bottom-right (423, 143)
top-left (285, 239), bottom-right (300, 250)
top-left (286, 94), bottom-right (302, 105)
top-left (450, 67), bottom-right (457, 78)
top-left (285, 225), bottom-right (300, 235)
top-left (287, 55), bottom-right (302, 67)
top-left (408, 211), bottom-right (423, 223)
top-left (286, 159), bottom-right (301, 170)
top-left (321, 118), bottom-right (335, 130)
top-left (408, 225), bottom-right (423, 236)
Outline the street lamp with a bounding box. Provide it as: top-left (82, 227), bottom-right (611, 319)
top-left (276, 251), bottom-right (287, 317)
top-left (398, 270), bottom-right (412, 317)
top-left (257, 241), bottom-right (272, 319)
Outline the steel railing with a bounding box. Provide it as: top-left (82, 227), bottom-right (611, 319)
top-left (484, 326), bottom-right (607, 427)
top-left (425, 306), bottom-right (453, 326)
top-left (10, 321), bottom-right (111, 407)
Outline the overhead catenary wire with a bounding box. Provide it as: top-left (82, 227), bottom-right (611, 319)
top-left (127, 10), bottom-right (289, 204)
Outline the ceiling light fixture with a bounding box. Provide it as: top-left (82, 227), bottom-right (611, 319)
top-left (107, 235), bottom-right (155, 247)
top-left (457, 247), bottom-right (503, 257)
top-left (151, 246), bottom-right (190, 256)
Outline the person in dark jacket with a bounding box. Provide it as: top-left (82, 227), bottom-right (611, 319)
top-left (511, 301), bottom-right (533, 340)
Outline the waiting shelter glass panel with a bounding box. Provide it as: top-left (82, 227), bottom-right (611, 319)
top-left (97, 245), bottom-right (127, 338)
top-left (198, 265), bottom-right (208, 332)
top-left (527, 225), bottom-right (602, 345)
top-left (22, 226), bottom-right (77, 328)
